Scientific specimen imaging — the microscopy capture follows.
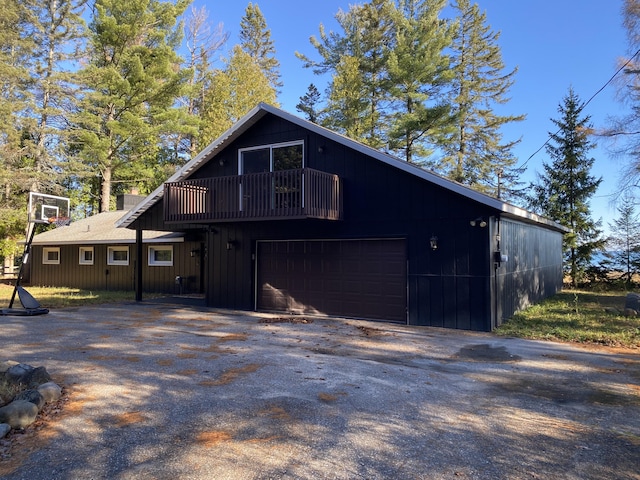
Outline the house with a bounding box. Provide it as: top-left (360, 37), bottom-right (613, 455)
top-left (28, 194), bottom-right (204, 295)
top-left (115, 103), bottom-right (565, 331)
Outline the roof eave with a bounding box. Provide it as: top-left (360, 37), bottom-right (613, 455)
top-left (116, 102), bottom-right (567, 233)
top-left (116, 104), bottom-right (269, 229)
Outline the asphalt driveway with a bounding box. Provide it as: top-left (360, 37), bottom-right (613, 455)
top-left (1, 301), bottom-right (639, 479)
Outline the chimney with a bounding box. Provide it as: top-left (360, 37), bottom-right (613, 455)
top-left (116, 190), bottom-right (144, 210)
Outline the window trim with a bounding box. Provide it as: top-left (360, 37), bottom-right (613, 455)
top-left (238, 141), bottom-right (305, 212)
top-left (42, 247), bottom-right (60, 265)
top-left (79, 246), bottom-right (94, 265)
top-left (107, 246), bottom-right (129, 266)
top-left (148, 245), bottom-right (173, 267)
top-left (238, 140), bottom-right (304, 174)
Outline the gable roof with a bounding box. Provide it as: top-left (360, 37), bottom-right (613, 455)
top-left (116, 103), bottom-right (566, 233)
top-left (32, 210), bottom-right (183, 245)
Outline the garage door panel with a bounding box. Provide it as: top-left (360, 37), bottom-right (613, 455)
top-left (258, 239), bottom-right (407, 322)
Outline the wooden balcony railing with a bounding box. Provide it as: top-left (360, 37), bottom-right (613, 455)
top-left (164, 168), bottom-right (342, 223)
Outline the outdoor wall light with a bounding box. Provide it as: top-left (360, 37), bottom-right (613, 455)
top-left (430, 235), bottom-right (438, 251)
top-left (317, 145), bottom-right (325, 154)
top-left (470, 217), bottom-right (487, 228)
top-left (219, 158), bottom-right (226, 166)
top-left (226, 240), bottom-right (237, 250)
top-left (190, 248), bottom-right (200, 257)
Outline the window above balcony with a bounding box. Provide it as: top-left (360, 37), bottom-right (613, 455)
top-left (239, 141), bottom-right (304, 174)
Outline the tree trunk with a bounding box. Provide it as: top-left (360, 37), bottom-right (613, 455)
top-left (100, 166), bottom-right (111, 212)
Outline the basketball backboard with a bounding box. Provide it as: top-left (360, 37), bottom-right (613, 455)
top-left (28, 192), bottom-right (70, 225)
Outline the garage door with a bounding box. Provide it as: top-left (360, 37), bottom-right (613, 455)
top-left (257, 239), bottom-right (407, 322)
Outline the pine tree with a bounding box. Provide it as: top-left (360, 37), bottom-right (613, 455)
top-left (386, 0), bottom-right (455, 164)
top-left (604, 197), bottom-right (640, 287)
top-left (324, 55), bottom-right (372, 143)
top-left (0, 0), bottom-right (34, 258)
top-left (297, 0), bottom-right (395, 149)
top-left (296, 84), bottom-right (321, 123)
top-left (530, 88), bottom-right (605, 286)
top-left (239, 3), bottom-right (282, 91)
top-left (70, 0), bottom-right (191, 212)
top-left (440, 0), bottom-right (524, 198)
top-left (198, 45), bottom-right (277, 146)
top-left (26, 0), bottom-right (87, 195)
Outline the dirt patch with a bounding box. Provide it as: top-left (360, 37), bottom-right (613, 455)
top-left (176, 353), bottom-right (197, 359)
top-left (455, 343), bottom-right (520, 362)
top-left (355, 325), bottom-right (387, 337)
top-left (259, 317), bottom-right (314, 324)
top-left (195, 430), bottom-right (232, 446)
top-left (180, 343), bottom-right (234, 354)
top-left (217, 333), bottom-right (248, 342)
top-left (318, 391), bottom-right (347, 403)
top-left (198, 364), bottom-right (261, 386)
top-left (260, 406), bottom-right (291, 420)
top-left (318, 392), bottom-right (338, 402)
top-left (115, 411), bottom-right (147, 427)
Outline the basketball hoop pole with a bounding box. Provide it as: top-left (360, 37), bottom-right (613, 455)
top-left (4, 192), bottom-right (69, 313)
top-left (8, 222), bottom-right (38, 309)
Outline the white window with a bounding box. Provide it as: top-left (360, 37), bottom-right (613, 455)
top-left (238, 141), bottom-right (304, 211)
top-left (79, 247), bottom-right (94, 265)
top-left (42, 247), bottom-right (60, 265)
top-left (148, 245), bottom-right (173, 266)
top-left (107, 246), bottom-right (129, 266)
top-left (239, 141), bottom-right (304, 174)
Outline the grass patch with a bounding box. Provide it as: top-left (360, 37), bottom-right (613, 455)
top-left (496, 290), bottom-right (640, 349)
top-left (0, 284), bottom-right (137, 309)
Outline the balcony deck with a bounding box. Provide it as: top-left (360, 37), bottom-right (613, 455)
top-left (164, 168), bottom-right (342, 223)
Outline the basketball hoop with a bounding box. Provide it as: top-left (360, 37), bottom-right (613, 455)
top-left (49, 216), bottom-right (71, 228)
top-left (5, 191), bottom-right (71, 313)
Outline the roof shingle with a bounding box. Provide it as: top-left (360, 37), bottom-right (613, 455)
top-left (31, 211), bottom-right (183, 245)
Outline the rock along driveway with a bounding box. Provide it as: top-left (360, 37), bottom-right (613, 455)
top-left (0, 301), bottom-right (639, 480)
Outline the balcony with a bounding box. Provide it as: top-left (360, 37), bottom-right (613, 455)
top-left (164, 168), bottom-right (343, 223)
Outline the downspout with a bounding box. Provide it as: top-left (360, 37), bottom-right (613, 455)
top-left (135, 229), bottom-right (143, 301)
top-left (492, 216), bottom-right (502, 330)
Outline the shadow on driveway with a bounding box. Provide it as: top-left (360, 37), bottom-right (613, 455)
top-left (1, 302), bottom-right (638, 479)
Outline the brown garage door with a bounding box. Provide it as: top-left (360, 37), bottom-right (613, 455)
top-left (257, 239), bottom-right (407, 322)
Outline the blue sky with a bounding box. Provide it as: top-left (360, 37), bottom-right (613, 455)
top-left (193, 0), bottom-right (628, 229)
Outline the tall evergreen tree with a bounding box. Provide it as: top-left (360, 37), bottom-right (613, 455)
top-left (386, 0), bottom-right (455, 164)
top-left (324, 55), bottom-right (372, 143)
top-left (297, 0), bottom-right (395, 149)
top-left (530, 88), bottom-right (605, 286)
top-left (26, 0), bottom-right (88, 195)
top-left (604, 196), bottom-right (640, 287)
top-left (70, 0), bottom-right (191, 212)
top-left (0, 0), bottom-right (35, 258)
top-left (606, 195), bottom-right (640, 288)
top-left (440, 0), bottom-right (524, 198)
top-left (296, 83), bottom-right (322, 123)
top-left (198, 45), bottom-right (277, 146)
top-left (239, 3), bottom-right (282, 91)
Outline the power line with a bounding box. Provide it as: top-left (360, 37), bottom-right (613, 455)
top-left (517, 47), bottom-right (640, 171)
